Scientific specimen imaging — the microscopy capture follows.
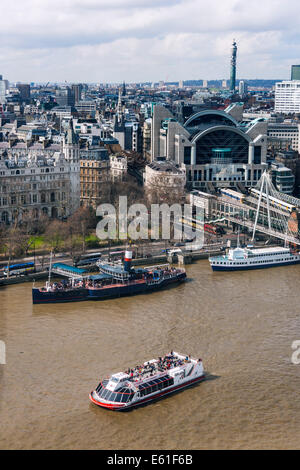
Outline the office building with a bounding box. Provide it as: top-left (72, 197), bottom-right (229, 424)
top-left (271, 162), bottom-right (295, 194)
top-left (291, 65), bottom-right (300, 81)
top-left (55, 87), bottom-right (75, 107)
top-left (71, 84), bottom-right (83, 103)
top-left (239, 80), bottom-right (248, 97)
top-left (0, 75), bottom-right (8, 104)
top-left (16, 84), bottom-right (31, 103)
top-left (275, 80), bottom-right (300, 114)
top-left (267, 121), bottom-right (300, 152)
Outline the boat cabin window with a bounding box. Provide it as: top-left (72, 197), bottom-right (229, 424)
top-left (97, 385), bottom-right (134, 403)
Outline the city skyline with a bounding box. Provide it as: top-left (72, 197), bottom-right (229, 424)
top-left (1, 0), bottom-right (300, 83)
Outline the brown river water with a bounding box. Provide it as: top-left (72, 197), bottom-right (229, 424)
top-left (0, 259), bottom-right (300, 450)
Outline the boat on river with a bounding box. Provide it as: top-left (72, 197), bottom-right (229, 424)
top-left (89, 351), bottom-right (205, 410)
top-left (209, 245), bottom-right (300, 271)
top-left (32, 250), bottom-right (186, 304)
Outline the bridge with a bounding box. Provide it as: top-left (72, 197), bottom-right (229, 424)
top-left (207, 172), bottom-right (300, 246)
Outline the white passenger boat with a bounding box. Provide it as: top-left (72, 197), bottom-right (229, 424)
top-left (89, 352), bottom-right (205, 410)
top-left (209, 245), bottom-right (300, 271)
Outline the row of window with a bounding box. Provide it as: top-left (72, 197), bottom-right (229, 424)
top-left (96, 383), bottom-right (134, 403)
top-left (1, 206), bottom-right (62, 223)
top-left (138, 377), bottom-right (174, 396)
top-left (0, 192), bottom-right (66, 206)
top-left (215, 257), bottom-right (297, 265)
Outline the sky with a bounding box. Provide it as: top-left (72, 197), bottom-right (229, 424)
top-left (1, 0), bottom-right (300, 83)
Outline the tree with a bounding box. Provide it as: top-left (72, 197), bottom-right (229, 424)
top-left (68, 206), bottom-right (97, 253)
top-left (44, 220), bottom-right (66, 254)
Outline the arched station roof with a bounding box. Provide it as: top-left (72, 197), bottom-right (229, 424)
top-left (184, 109), bottom-right (238, 129)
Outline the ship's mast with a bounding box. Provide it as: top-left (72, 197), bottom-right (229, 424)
top-left (46, 251), bottom-right (53, 290)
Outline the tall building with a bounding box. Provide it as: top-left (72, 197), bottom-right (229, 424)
top-left (291, 65), bottom-right (300, 81)
top-left (71, 84), bottom-right (83, 103)
top-left (275, 81), bottom-right (300, 114)
top-left (230, 40), bottom-right (237, 92)
top-left (62, 120), bottom-right (81, 212)
top-left (16, 83), bottom-right (31, 103)
top-left (55, 87), bottom-right (75, 107)
top-left (238, 80), bottom-right (248, 97)
top-left (0, 75), bottom-right (8, 104)
top-left (113, 88), bottom-right (125, 148)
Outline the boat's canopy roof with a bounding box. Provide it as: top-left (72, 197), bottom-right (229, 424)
top-left (52, 263), bottom-right (87, 275)
top-left (87, 273), bottom-right (112, 281)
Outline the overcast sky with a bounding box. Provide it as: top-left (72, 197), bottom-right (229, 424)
top-left (1, 0), bottom-right (299, 83)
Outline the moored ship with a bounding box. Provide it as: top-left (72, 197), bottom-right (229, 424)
top-left (209, 245), bottom-right (300, 271)
top-left (32, 250), bottom-right (186, 304)
top-left (89, 351), bottom-right (205, 410)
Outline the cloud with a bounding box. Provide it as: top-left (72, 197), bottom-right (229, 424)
top-left (0, 0), bottom-right (299, 82)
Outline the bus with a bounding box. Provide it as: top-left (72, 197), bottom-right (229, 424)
top-left (74, 252), bottom-right (102, 267)
top-left (109, 251), bottom-right (126, 261)
top-left (3, 262), bottom-right (35, 276)
top-left (75, 257), bottom-right (102, 268)
top-left (204, 223), bottom-right (226, 235)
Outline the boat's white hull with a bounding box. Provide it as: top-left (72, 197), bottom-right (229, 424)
top-left (210, 256), bottom-right (300, 271)
top-left (89, 373), bottom-right (206, 411)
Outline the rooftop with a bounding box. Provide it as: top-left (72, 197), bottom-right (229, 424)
top-left (147, 159), bottom-right (184, 174)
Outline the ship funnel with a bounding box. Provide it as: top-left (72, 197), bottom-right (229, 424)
top-left (124, 250), bottom-right (132, 272)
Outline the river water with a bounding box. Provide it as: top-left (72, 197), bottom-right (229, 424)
top-left (0, 260), bottom-right (299, 449)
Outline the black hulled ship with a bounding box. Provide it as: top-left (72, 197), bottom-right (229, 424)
top-left (32, 250), bottom-right (186, 304)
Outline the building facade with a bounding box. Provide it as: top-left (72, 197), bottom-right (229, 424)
top-left (275, 81), bottom-right (300, 114)
top-left (62, 120), bottom-right (81, 212)
top-left (80, 150), bottom-right (110, 207)
top-left (291, 65), bottom-right (300, 81)
top-left (0, 152), bottom-right (71, 225)
top-left (151, 105), bottom-right (268, 192)
top-left (144, 158), bottom-right (186, 203)
top-left (267, 121), bottom-right (300, 152)
top-left (110, 154), bottom-right (127, 182)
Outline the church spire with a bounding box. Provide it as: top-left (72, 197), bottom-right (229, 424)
top-left (117, 87), bottom-right (123, 122)
top-left (66, 118), bottom-right (79, 145)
